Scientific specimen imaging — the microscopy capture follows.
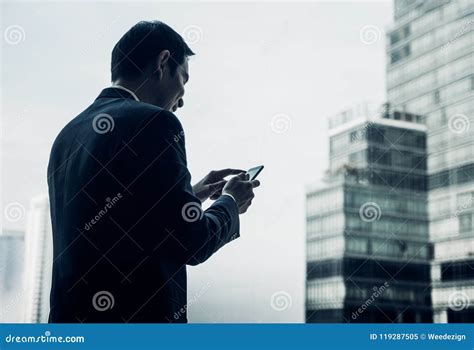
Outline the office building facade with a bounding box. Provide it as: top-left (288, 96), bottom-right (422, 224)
top-left (386, 0), bottom-right (473, 322)
top-left (306, 104), bottom-right (433, 322)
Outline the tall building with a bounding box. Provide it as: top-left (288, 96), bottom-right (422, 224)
top-left (22, 195), bottom-right (53, 323)
top-left (306, 103), bottom-right (433, 322)
top-left (0, 229), bottom-right (24, 322)
top-left (386, 0), bottom-right (474, 322)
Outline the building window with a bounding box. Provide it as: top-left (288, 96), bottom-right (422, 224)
top-left (391, 51), bottom-right (402, 64)
top-left (434, 90), bottom-right (440, 104)
top-left (440, 107), bottom-right (447, 125)
top-left (403, 44), bottom-right (411, 57)
top-left (349, 152), bottom-right (358, 163)
top-left (403, 25), bottom-right (410, 38)
top-left (459, 213), bottom-right (473, 234)
top-left (390, 44), bottom-right (411, 64)
top-left (350, 131), bottom-right (359, 143)
top-left (390, 31), bottom-right (401, 45)
top-left (457, 192), bottom-right (474, 209)
top-left (389, 25), bottom-right (410, 46)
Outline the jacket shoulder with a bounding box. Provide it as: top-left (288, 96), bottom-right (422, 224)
top-left (129, 103), bottom-right (184, 134)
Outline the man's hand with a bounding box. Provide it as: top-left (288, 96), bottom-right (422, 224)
top-left (192, 168), bottom-right (244, 202)
top-left (223, 173), bottom-right (260, 214)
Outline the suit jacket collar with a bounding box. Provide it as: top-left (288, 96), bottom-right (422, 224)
top-left (96, 86), bottom-right (140, 101)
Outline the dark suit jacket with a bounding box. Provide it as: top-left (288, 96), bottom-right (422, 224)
top-left (47, 87), bottom-right (240, 323)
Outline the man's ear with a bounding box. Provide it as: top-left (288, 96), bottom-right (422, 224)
top-left (155, 50), bottom-right (171, 80)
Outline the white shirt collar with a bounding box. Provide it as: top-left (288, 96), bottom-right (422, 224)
top-left (110, 84), bottom-right (140, 102)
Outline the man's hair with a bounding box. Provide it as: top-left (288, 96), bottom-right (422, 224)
top-left (111, 21), bottom-right (195, 81)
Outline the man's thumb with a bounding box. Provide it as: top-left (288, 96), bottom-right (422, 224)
top-left (237, 172), bottom-right (248, 180)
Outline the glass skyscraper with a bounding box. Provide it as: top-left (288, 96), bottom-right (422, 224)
top-left (22, 195), bottom-right (53, 323)
top-left (306, 104), bottom-right (432, 322)
top-left (306, 0), bottom-right (473, 323)
top-left (386, 0), bottom-right (473, 322)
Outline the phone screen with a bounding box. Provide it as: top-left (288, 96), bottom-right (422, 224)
top-left (246, 165), bottom-right (264, 180)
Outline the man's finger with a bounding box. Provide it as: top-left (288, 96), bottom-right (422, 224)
top-left (240, 199), bottom-right (252, 214)
top-left (208, 180), bottom-right (226, 192)
top-left (250, 180), bottom-right (260, 188)
top-left (214, 168), bottom-right (246, 178)
top-left (233, 172), bottom-right (247, 180)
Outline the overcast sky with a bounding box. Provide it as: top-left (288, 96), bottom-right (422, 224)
top-left (1, 0), bottom-right (392, 322)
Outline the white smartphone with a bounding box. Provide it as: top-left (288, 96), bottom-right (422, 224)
top-left (246, 165), bottom-right (264, 180)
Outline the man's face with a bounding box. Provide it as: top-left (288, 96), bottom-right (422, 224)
top-left (160, 59), bottom-right (189, 113)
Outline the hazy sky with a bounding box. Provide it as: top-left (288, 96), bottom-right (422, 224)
top-left (2, 0), bottom-right (392, 322)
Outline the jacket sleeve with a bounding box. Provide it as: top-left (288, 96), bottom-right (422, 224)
top-left (129, 109), bottom-right (240, 265)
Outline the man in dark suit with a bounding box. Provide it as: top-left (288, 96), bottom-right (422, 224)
top-left (47, 21), bottom-right (259, 323)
